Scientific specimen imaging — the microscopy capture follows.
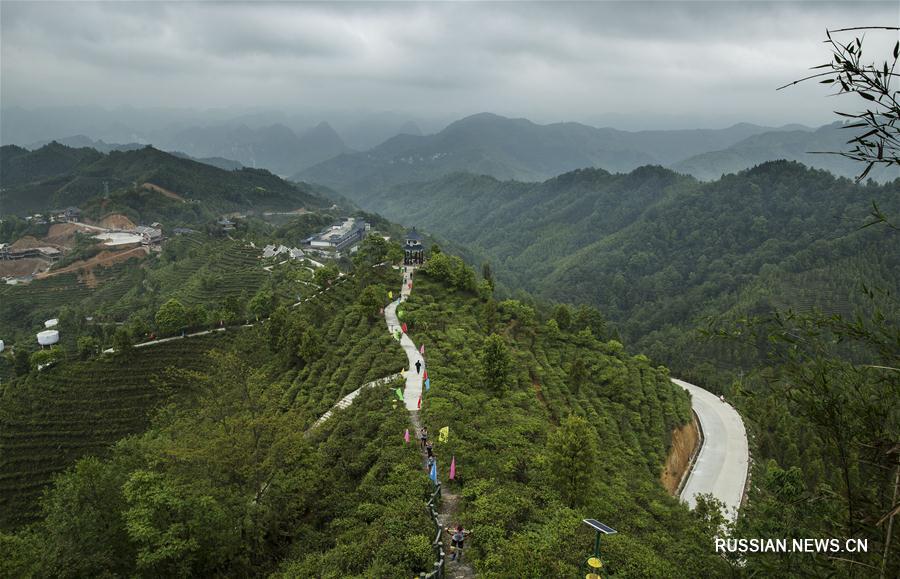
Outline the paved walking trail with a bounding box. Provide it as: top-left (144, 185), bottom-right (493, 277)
top-left (384, 269), bottom-right (424, 411)
top-left (673, 378), bottom-right (749, 521)
top-left (385, 267), bottom-right (475, 578)
top-left (311, 372), bottom-right (404, 429)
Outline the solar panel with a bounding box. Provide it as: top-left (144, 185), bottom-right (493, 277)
top-left (583, 519), bottom-right (617, 534)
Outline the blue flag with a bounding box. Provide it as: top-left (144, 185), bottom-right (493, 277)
top-left (429, 461), bottom-right (437, 482)
top-left (425, 378), bottom-right (430, 391)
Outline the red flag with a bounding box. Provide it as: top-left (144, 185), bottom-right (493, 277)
top-left (417, 394), bottom-right (422, 409)
top-left (449, 456), bottom-right (456, 480)
top-left (401, 322), bottom-right (408, 333)
top-left (419, 344), bottom-right (425, 354)
top-left (423, 370), bottom-right (428, 380)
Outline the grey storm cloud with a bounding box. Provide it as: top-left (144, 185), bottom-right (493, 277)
top-left (1, 1), bottom-right (898, 128)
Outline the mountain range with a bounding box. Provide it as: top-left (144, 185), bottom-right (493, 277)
top-left (25, 135), bottom-right (244, 172)
top-left (672, 121), bottom-right (898, 181)
top-left (164, 122), bottom-right (349, 176)
top-left (298, 113), bottom-right (897, 192)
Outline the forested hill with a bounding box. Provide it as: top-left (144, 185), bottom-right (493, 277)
top-left (343, 161), bottom-right (900, 382)
top-left (0, 143), bottom-right (330, 219)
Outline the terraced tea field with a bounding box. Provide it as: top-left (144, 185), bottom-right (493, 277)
top-left (0, 332), bottom-right (234, 528)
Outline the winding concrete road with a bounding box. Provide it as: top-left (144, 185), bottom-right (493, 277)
top-left (384, 268), bottom-right (424, 411)
top-left (673, 378), bottom-right (749, 521)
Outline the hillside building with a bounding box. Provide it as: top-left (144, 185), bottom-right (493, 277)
top-left (50, 207), bottom-right (81, 223)
top-left (134, 226), bottom-right (163, 245)
top-left (305, 217), bottom-right (369, 253)
top-left (404, 229), bottom-right (425, 265)
top-left (0, 245), bottom-right (61, 262)
top-left (262, 244), bottom-right (306, 260)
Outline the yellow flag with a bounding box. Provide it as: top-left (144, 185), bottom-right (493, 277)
top-left (389, 291), bottom-right (393, 299)
top-left (438, 426), bottom-right (449, 443)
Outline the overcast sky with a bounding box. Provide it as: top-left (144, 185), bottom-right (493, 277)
top-left (1, 1), bottom-right (898, 130)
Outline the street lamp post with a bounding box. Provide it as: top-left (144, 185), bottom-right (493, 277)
top-left (582, 519), bottom-right (617, 578)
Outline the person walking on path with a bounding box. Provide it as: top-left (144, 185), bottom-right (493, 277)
top-left (415, 359), bottom-right (422, 374)
top-left (420, 427), bottom-right (428, 448)
top-left (446, 525), bottom-right (471, 562)
top-left (425, 441), bottom-right (434, 458)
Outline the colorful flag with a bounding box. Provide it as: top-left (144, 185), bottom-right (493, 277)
top-left (419, 344), bottom-right (425, 354)
top-left (449, 456), bottom-right (456, 480)
top-left (425, 378), bottom-right (430, 391)
top-left (423, 370), bottom-right (428, 380)
top-left (429, 461), bottom-right (437, 482)
top-left (417, 394), bottom-right (422, 409)
top-left (394, 388), bottom-right (404, 402)
top-left (404, 429), bottom-right (410, 444)
top-left (401, 322), bottom-right (408, 333)
top-left (439, 426), bottom-right (449, 443)
top-left (388, 290), bottom-right (393, 299)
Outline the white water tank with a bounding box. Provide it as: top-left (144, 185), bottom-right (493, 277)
top-left (37, 330), bottom-right (59, 346)
top-left (45, 318), bottom-right (59, 328)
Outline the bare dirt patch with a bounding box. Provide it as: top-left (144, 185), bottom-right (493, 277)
top-left (0, 258), bottom-right (49, 277)
top-left (141, 182), bottom-right (185, 203)
top-left (661, 415), bottom-right (701, 495)
top-left (9, 236), bottom-right (48, 251)
top-left (36, 246), bottom-right (148, 284)
top-left (43, 222), bottom-right (103, 248)
top-left (98, 213), bottom-right (137, 230)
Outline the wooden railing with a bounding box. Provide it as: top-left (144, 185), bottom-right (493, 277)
top-left (418, 480), bottom-right (445, 579)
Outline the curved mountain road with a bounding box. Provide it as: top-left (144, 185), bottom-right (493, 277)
top-left (673, 378), bottom-right (749, 521)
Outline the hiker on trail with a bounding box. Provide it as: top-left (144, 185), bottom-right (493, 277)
top-left (420, 427), bottom-right (428, 447)
top-left (426, 455), bottom-right (435, 472)
top-left (425, 441), bottom-right (434, 458)
top-left (415, 360), bottom-right (422, 374)
top-left (446, 525), bottom-right (471, 562)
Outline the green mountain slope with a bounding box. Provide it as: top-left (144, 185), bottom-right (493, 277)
top-left (0, 142), bottom-right (103, 189)
top-left (0, 143), bottom-right (329, 218)
top-left (344, 161), bottom-right (899, 380)
top-left (402, 270), bottom-right (726, 577)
